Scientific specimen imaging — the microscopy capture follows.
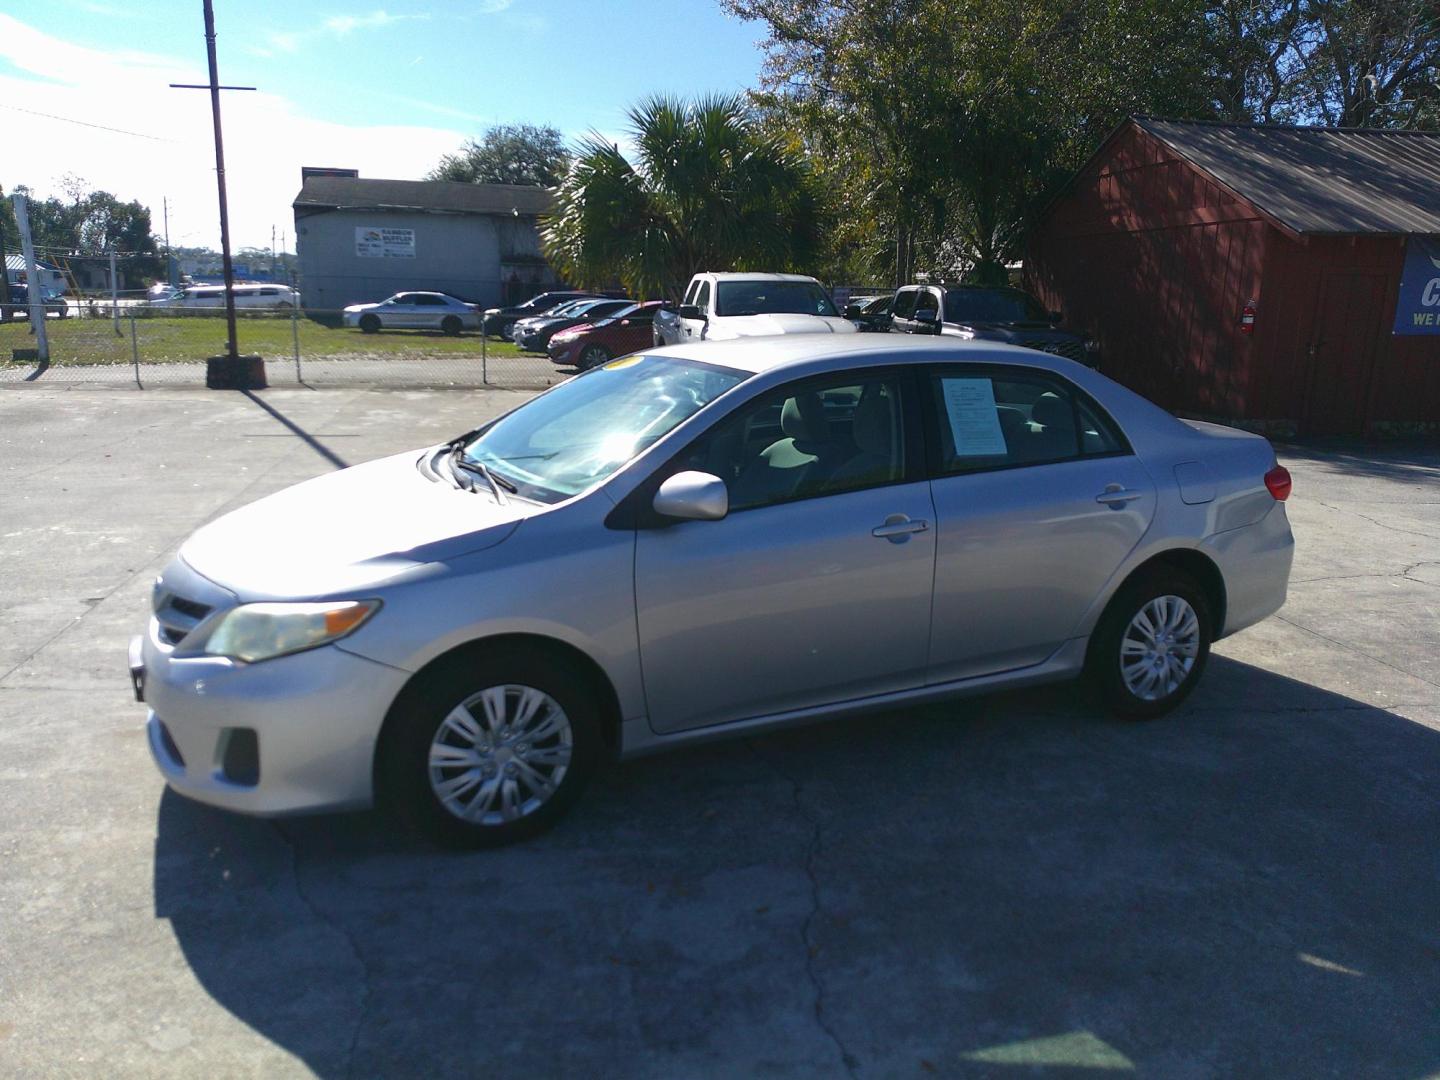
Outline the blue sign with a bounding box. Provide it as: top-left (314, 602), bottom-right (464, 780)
top-left (1393, 235), bottom-right (1440, 335)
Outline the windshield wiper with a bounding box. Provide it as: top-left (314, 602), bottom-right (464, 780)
top-left (449, 444), bottom-right (515, 503)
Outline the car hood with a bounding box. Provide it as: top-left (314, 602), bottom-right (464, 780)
top-left (957, 321), bottom-right (1081, 342)
top-left (344, 302), bottom-right (381, 313)
top-left (179, 449), bottom-right (525, 599)
top-left (705, 313), bottom-right (858, 340)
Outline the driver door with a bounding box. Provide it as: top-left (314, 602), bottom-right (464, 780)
top-left (635, 369), bottom-right (935, 733)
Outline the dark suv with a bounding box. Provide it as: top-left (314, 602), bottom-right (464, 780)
top-left (481, 290), bottom-right (595, 338)
top-left (889, 284), bottom-right (1097, 366)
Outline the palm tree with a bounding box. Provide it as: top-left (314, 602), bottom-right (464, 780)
top-left (542, 95), bottom-right (824, 300)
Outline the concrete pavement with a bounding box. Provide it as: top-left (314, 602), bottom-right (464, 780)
top-left (1, 386), bottom-right (1436, 1078)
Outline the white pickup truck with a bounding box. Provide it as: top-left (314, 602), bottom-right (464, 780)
top-left (652, 272), bottom-right (857, 346)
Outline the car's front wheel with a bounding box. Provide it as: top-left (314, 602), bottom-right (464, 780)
top-left (1088, 567), bottom-right (1212, 720)
top-left (358, 314), bottom-right (381, 333)
top-left (578, 344), bottom-right (610, 370)
top-left (441, 315), bottom-right (462, 336)
top-left (380, 646), bottom-right (603, 848)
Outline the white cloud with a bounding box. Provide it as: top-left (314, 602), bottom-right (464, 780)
top-left (0, 14), bottom-right (467, 251)
top-left (323, 10), bottom-right (430, 35)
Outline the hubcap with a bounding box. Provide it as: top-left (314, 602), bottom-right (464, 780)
top-left (1120, 595), bottom-right (1200, 701)
top-left (427, 685), bottom-right (573, 825)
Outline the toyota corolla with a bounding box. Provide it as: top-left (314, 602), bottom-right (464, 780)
top-left (131, 336), bottom-right (1293, 848)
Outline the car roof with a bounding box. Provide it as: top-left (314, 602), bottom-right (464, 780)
top-left (646, 333), bottom-right (1076, 377)
top-left (702, 272), bottom-right (822, 283)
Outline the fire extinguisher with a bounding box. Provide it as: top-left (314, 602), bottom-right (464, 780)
top-left (1239, 301), bottom-right (1257, 334)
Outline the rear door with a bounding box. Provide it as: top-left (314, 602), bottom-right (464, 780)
top-left (922, 364), bottom-right (1155, 682)
top-left (614, 304), bottom-right (657, 354)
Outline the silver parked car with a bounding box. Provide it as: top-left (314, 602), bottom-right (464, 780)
top-left (342, 291), bottom-right (480, 335)
top-left (130, 336), bottom-right (1294, 847)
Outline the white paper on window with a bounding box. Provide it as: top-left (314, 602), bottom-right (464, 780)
top-left (941, 378), bottom-right (1008, 456)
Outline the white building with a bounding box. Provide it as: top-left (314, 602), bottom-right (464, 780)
top-left (291, 173), bottom-right (559, 311)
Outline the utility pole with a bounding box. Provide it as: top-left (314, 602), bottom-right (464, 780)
top-left (170, 0), bottom-right (263, 389)
top-left (163, 196), bottom-right (176, 287)
top-left (11, 194), bottom-right (49, 364)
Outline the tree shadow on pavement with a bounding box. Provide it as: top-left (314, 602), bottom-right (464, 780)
top-left (153, 657), bottom-right (1440, 1078)
top-left (1278, 439), bottom-right (1440, 484)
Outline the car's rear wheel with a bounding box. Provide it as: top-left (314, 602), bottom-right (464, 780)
top-left (358, 313), bottom-right (381, 333)
top-left (578, 344), bottom-right (610, 370)
top-left (380, 646), bottom-right (603, 849)
top-left (441, 315), bottom-right (462, 336)
top-left (1088, 567), bottom-right (1211, 720)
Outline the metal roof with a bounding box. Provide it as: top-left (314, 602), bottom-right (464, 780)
top-left (1135, 117), bottom-right (1440, 236)
top-left (4, 254), bottom-right (62, 272)
top-left (293, 176), bottom-right (552, 217)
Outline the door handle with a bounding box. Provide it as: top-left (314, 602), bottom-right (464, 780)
top-left (872, 515), bottom-right (929, 541)
top-left (1095, 485), bottom-right (1142, 507)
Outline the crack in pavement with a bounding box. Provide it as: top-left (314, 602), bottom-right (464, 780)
top-left (748, 741), bottom-right (859, 1079)
top-left (1274, 614), bottom-right (1440, 692)
top-left (272, 821), bottom-right (374, 1079)
top-left (1305, 498), bottom-right (1440, 542)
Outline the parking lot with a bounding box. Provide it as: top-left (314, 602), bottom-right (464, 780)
top-left (1, 384), bottom-right (1437, 1078)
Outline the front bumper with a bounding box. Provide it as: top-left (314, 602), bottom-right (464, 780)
top-left (132, 621), bottom-right (410, 816)
top-left (548, 340), bottom-right (581, 366)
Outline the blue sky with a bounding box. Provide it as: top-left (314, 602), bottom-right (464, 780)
top-left (0, 1), bottom-right (766, 248)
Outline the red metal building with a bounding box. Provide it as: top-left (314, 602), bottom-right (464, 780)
top-left (1026, 117), bottom-right (1440, 437)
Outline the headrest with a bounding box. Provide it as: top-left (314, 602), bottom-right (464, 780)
top-left (781, 392), bottom-right (830, 443)
top-left (1032, 392), bottom-right (1072, 430)
top-left (852, 387), bottom-right (892, 454)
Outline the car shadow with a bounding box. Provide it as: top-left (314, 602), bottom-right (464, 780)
top-left (153, 657), bottom-right (1440, 1077)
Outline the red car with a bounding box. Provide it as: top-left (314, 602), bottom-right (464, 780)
top-left (546, 301), bottom-right (665, 370)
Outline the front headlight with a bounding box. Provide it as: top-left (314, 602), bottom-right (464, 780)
top-left (201, 600), bottom-right (380, 662)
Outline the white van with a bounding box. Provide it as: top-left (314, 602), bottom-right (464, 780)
top-left (152, 284), bottom-right (298, 310)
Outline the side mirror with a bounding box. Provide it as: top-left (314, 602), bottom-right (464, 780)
top-left (678, 304), bottom-right (705, 321)
top-left (914, 309), bottom-right (939, 333)
top-left (653, 471), bottom-right (728, 522)
top-left (1049, 310), bottom-right (1063, 323)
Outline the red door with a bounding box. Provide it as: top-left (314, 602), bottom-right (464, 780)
top-left (1302, 270), bottom-right (1387, 436)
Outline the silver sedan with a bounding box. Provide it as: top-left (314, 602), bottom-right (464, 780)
top-left (341, 291), bottom-right (480, 335)
top-left (130, 336), bottom-right (1294, 847)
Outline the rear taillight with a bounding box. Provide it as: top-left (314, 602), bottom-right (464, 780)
top-left (1264, 464), bottom-right (1291, 501)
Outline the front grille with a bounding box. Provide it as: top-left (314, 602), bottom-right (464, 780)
top-left (1020, 339), bottom-right (1087, 363)
top-left (154, 592), bottom-right (214, 647)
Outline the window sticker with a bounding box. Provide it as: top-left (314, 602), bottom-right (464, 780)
top-left (941, 378), bottom-right (1008, 456)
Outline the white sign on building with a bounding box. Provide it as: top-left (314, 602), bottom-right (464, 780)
top-left (355, 227), bottom-right (416, 258)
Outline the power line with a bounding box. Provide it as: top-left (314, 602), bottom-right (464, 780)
top-left (0, 103), bottom-right (176, 143)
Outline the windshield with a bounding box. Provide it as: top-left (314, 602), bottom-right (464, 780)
top-left (549, 300), bottom-right (597, 317)
top-left (461, 354), bottom-right (748, 504)
top-left (714, 280), bottom-right (838, 318)
top-left (942, 288), bottom-right (1049, 324)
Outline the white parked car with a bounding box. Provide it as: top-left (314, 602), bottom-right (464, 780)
top-left (343, 292), bottom-right (481, 335)
top-left (653, 272), bottom-right (858, 346)
top-left (150, 283), bottom-right (299, 310)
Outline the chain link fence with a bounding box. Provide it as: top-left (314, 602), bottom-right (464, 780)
top-left (0, 300), bottom-right (568, 390)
